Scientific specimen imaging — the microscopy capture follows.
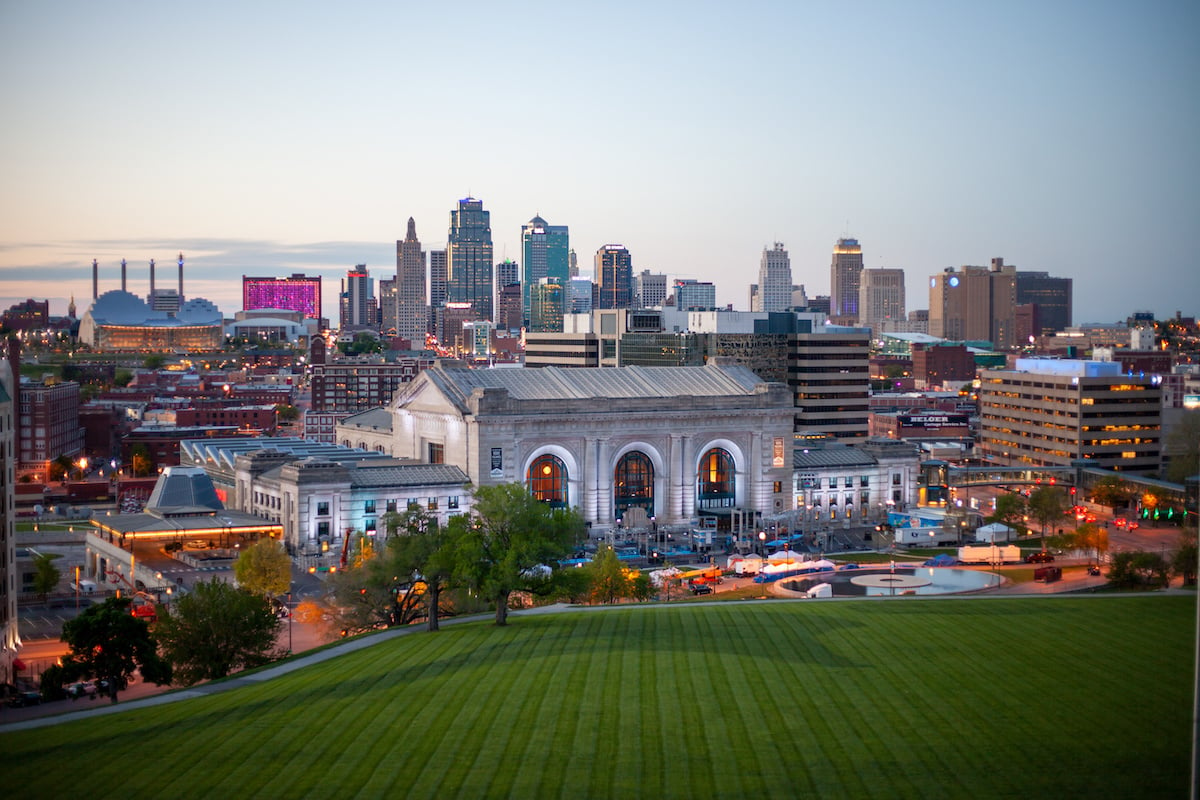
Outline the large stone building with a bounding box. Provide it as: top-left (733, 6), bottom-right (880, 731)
top-left (336, 363), bottom-right (796, 530)
top-left (978, 358), bottom-right (1162, 474)
top-left (18, 377), bottom-right (84, 467)
top-left (180, 438), bottom-right (471, 555)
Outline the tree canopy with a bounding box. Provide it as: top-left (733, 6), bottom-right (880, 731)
top-left (1165, 409), bottom-right (1200, 484)
top-left (234, 538), bottom-right (292, 598)
top-left (455, 483), bottom-right (585, 626)
top-left (988, 492), bottom-right (1027, 536)
top-left (60, 597), bottom-right (172, 702)
top-left (32, 552), bottom-right (61, 602)
top-left (1027, 486), bottom-right (1067, 552)
top-left (155, 578), bottom-right (282, 685)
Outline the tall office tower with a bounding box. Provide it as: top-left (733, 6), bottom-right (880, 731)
top-left (529, 279), bottom-right (565, 333)
top-left (496, 283), bottom-right (524, 332)
top-left (569, 278), bottom-right (595, 314)
top-left (428, 248), bottom-right (447, 337)
top-left (757, 242), bottom-right (793, 313)
top-left (789, 327), bottom-right (871, 439)
top-left (830, 238), bottom-right (864, 322)
top-left (674, 279), bottom-right (717, 310)
top-left (636, 270), bottom-right (668, 308)
top-left (243, 274), bottom-right (323, 319)
top-left (568, 249), bottom-right (579, 278)
top-left (378, 278), bottom-right (398, 334)
top-left (1015, 269), bottom-right (1073, 335)
top-left (929, 259), bottom-right (1017, 347)
top-left (340, 264), bottom-right (376, 329)
top-left (447, 197), bottom-right (494, 321)
top-left (0, 341), bottom-right (16, 686)
top-left (521, 216), bottom-right (569, 325)
top-left (858, 268), bottom-right (906, 333)
top-left (595, 244), bottom-right (633, 309)
top-left (496, 258), bottom-right (520, 291)
top-left (395, 217), bottom-right (429, 342)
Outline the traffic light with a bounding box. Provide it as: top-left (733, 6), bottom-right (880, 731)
top-left (1070, 486), bottom-right (1076, 496)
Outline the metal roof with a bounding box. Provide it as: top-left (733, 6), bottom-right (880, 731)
top-left (411, 363), bottom-right (770, 413)
top-left (180, 437), bottom-right (392, 471)
top-left (347, 463), bottom-right (469, 488)
top-left (792, 446), bottom-right (877, 470)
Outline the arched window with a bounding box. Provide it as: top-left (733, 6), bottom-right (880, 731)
top-left (614, 451), bottom-right (654, 517)
top-left (527, 454), bottom-right (568, 508)
top-left (697, 448), bottom-right (735, 509)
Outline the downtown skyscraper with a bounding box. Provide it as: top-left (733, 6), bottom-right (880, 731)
top-left (521, 215), bottom-right (569, 326)
top-left (447, 197), bottom-right (494, 321)
top-left (395, 217), bottom-right (428, 343)
top-left (595, 244), bottom-right (633, 309)
top-left (830, 238), bottom-right (864, 323)
top-left (755, 242), bottom-right (793, 313)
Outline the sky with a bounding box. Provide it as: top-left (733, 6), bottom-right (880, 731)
top-left (1, 1), bottom-right (1197, 326)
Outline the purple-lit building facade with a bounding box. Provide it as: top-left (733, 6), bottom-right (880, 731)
top-left (243, 274), bottom-right (322, 320)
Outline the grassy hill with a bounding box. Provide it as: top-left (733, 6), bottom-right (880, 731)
top-left (1, 596), bottom-right (1191, 799)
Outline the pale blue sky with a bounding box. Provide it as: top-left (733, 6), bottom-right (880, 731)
top-left (1, 1), bottom-right (1197, 324)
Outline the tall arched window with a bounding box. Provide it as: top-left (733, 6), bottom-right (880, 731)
top-left (527, 454), bottom-right (568, 508)
top-left (614, 451), bottom-right (654, 517)
top-left (697, 448), bottom-right (736, 509)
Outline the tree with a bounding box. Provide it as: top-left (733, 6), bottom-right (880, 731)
top-left (31, 552), bottom-right (61, 602)
top-left (1171, 532), bottom-right (1197, 586)
top-left (60, 596), bottom-right (172, 703)
top-left (988, 492), bottom-right (1027, 538)
top-left (113, 369), bottom-right (134, 387)
top-left (155, 578), bottom-right (282, 685)
top-left (233, 538), bottom-right (292, 598)
top-left (48, 454), bottom-right (73, 482)
top-left (386, 515), bottom-right (459, 632)
top-left (1071, 522), bottom-right (1109, 566)
top-left (143, 354), bottom-right (166, 370)
top-left (455, 483), bottom-right (585, 626)
top-left (1164, 409), bottom-right (1200, 484)
top-left (130, 443), bottom-right (152, 477)
top-left (1090, 475), bottom-right (1132, 510)
top-left (587, 546), bottom-right (633, 605)
top-left (274, 403), bottom-right (300, 422)
top-left (339, 332), bottom-right (383, 355)
top-left (1027, 486), bottom-right (1067, 553)
top-left (1108, 550), bottom-right (1170, 589)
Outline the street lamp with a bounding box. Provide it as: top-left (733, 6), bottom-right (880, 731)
top-left (759, 530), bottom-right (767, 558)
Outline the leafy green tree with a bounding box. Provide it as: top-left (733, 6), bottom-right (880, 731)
top-left (233, 538), bottom-right (292, 598)
top-left (587, 546), bottom-right (632, 605)
top-left (31, 553), bottom-right (61, 602)
top-left (274, 403), bottom-right (300, 421)
top-left (143, 354), bottom-right (166, 369)
top-left (1027, 486), bottom-right (1067, 553)
top-left (48, 454), bottom-right (73, 482)
top-left (1171, 532), bottom-right (1197, 586)
top-left (988, 492), bottom-right (1027, 537)
top-left (1108, 550), bottom-right (1170, 589)
top-left (60, 596), bottom-right (172, 703)
top-left (329, 509), bottom-right (457, 634)
top-left (155, 579), bottom-right (282, 685)
top-left (1090, 475), bottom-right (1132, 510)
top-left (113, 369), bottom-right (134, 387)
top-left (1070, 522), bottom-right (1109, 566)
top-left (455, 483), bottom-right (585, 626)
top-left (339, 332), bottom-right (383, 355)
top-left (1164, 410), bottom-right (1200, 484)
top-left (131, 443), bottom-right (152, 477)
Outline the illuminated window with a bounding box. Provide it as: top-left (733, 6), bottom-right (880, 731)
top-left (528, 454), bottom-right (568, 508)
top-left (614, 451), bottom-right (654, 517)
top-left (698, 448), bottom-right (735, 509)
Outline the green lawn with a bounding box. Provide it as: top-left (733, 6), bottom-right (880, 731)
top-left (1, 596), bottom-right (1191, 799)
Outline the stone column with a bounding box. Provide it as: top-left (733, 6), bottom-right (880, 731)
top-left (681, 435), bottom-right (696, 521)
top-left (596, 438), bottom-right (612, 524)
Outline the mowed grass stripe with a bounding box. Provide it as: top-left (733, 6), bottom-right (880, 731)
top-left (0, 597), bottom-right (1191, 799)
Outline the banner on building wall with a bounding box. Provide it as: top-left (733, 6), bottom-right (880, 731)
top-left (773, 437), bottom-right (785, 468)
top-left (490, 447), bottom-right (503, 478)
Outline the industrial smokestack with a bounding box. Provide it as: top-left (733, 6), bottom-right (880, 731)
top-left (121, 258), bottom-right (127, 292)
top-left (177, 252), bottom-right (184, 302)
top-left (92, 258), bottom-right (98, 300)
top-left (149, 258), bottom-right (156, 301)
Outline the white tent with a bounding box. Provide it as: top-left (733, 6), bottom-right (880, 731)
top-left (767, 549), bottom-right (805, 563)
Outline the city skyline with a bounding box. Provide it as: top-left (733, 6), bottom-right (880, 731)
top-left (1, 2), bottom-right (1197, 323)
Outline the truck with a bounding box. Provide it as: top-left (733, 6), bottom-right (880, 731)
top-left (957, 545), bottom-right (1022, 565)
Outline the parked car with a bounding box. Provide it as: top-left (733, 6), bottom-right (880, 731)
top-left (66, 681), bottom-right (98, 700)
top-left (1024, 552), bottom-right (1055, 564)
top-left (689, 583), bottom-right (713, 595)
top-left (7, 691), bottom-right (42, 708)
top-left (1087, 565), bottom-right (1102, 576)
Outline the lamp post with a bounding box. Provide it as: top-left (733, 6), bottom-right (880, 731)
top-left (287, 591), bottom-right (293, 654)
